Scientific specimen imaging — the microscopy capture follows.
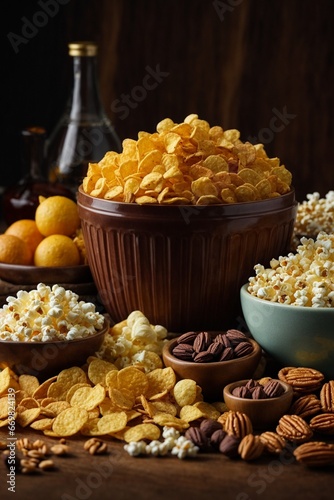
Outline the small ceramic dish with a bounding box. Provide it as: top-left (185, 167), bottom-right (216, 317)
top-left (162, 335), bottom-right (262, 402)
top-left (0, 318), bottom-right (109, 381)
top-left (223, 378), bottom-right (293, 429)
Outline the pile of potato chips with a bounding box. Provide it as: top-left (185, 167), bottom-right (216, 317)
top-left (83, 114), bottom-right (292, 205)
top-left (0, 363), bottom-right (226, 442)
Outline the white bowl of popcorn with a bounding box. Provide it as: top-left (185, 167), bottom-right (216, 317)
top-left (240, 232), bottom-right (334, 378)
top-left (0, 283), bottom-right (108, 380)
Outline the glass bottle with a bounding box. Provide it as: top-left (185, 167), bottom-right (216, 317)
top-left (46, 41), bottom-right (121, 194)
top-left (2, 126), bottom-right (74, 226)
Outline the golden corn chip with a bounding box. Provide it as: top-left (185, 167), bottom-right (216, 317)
top-left (234, 142), bottom-right (256, 167)
top-left (47, 381), bottom-right (71, 401)
top-left (99, 151), bottom-right (118, 168)
top-left (88, 407), bottom-right (100, 419)
top-left (13, 390), bottom-right (28, 404)
top-left (122, 138), bottom-right (137, 155)
top-left (30, 418), bottom-right (54, 431)
top-left (19, 374), bottom-right (40, 396)
top-left (189, 164), bottom-right (212, 180)
top-left (105, 370), bottom-right (119, 391)
top-left (88, 358), bottom-right (118, 386)
top-left (52, 407), bottom-right (89, 436)
top-left (163, 196), bottom-right (191, 205)
top-left (235, 184), bottom-right (257, 202)
top-left (256, 178), bottom-right (272, 199)
top-left (109, 388), bottom-right (135, 411)
top-left (223, 129), bottom-right (240, 143)
top-left (0, 367), bottom-right (19, 396)
top-left (19, 397), bottom-right (39, 409)
top-left (179, 405), bottom-right (204, 423)
top-left (156, 118), bottom-right (175, 134)
top-left (151, 401), bottom-right (178, 416)
top-left (124, 177), bottom-right (141, 202)
top-left (203, 154), bottom-right (228, 174)
top-left (140, 172), bottom-right (164, 191)
top-left (0, 397), bottom-right (9, 419)
top-left (87, 162), bottom-right (102, 176)
top-left (209, 125), bottom-right (224, 142)
top-left (70, 384), bottom-right (106, 411)
top-left (59, 366), bottom-right (87, 385)
top-left (148, 390), bottom-right (168, 401)
top-left (146, 367), bottom-right (176, 398)
top-left (161, 153), bottom-right (180, 170)
top-left (119, 159), bottom-right (138, 178)
top-left (97, 411), bottom-right (128, 434)
top-left (104, 186), bottom-right (123, 200)
top-left (44, 401), bottom-right (71, 417)
top-left (117, 366), bottom-right (149, 397)
top-left (135, 195), bottom-right (158, 205)
top-left (229, 173), bottom-right (244, 187)
top-left (83, 174), bottom-right (99, 194)
top-left (16, 407), bottom-right (41, 427)
top-left (65, 383), bottom-right (91, 403)
top-left (238, 168), bottom-right (262, 186)
top-left (164, 132), bottom-right (181, 154)
top-left (90, 177), bottom-right (108, 198)
top-left (39, 397), bottom-right (57, 407)
top-left (123, 423), bottom-right (161, 443)
top-left (101, 165), bottom-right (117, 181)
top-left (193, 401), bottom-right (220, 420)
top-left (32, 376), bottom-right (57, 400)
top-left (0, 419), bottom-right (9, 428)
top-left (271, 165), bottom-right (292, 184)
top-left (138, 149), bottom-right (162, 174)
top-left (139, 394), bottom-right (156, 418)
top-left (196, 195), bottom-right (221, 205)
top-left (136, 136), bottom-right (156, 158)
top-left (80, 417), bottom-right (106, 436)
top-left (126, 409), bottom-right (142, 422)
top-left (99, 397), bottom-right (119, 416)
top-left (152, 413), bottom-right (189, 430)
top-left (221, 187), bottom-right (237, 204)
top-left (274, 176), bottom-right (291, 195)
top-left (163, 166), bottom-right (183, 181)
top-left (170, 122), bottom-right (192, 137)
top-left (191, 177), bottom-right (218, 198)
top-left (173, 379), bottom-right (197, 407)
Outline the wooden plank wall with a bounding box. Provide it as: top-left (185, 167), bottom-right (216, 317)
top-left (3, 0), bottom-right (334, 202)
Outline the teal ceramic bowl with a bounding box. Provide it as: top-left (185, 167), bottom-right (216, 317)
top-left (240, 284), bottom-right (334, 379)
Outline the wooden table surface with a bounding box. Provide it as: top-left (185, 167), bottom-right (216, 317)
top-left (1, 427), bottom-right (334, 500)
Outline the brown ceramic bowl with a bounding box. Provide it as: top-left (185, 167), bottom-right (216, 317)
top-left (0, 318), bottom-right (108, 381)
top-left (77, 186), bottom-right (297, 332)
top-left (223, 379), bottom-right (293, 429)
top-left (0, 262), bottom-right (92, 286)
top-left (162, 336), bottom-right (262, 402)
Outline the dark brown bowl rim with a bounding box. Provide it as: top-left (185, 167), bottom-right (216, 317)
top-left (78, 185), bottom-right (296, 214)
top-left (223, 378), bottom-right (293, 402)
top-left (0, 319), bottom-right (109, 346)
top-left (162, 337), bottom-right (261, 369)
top-left (0, 262), bottom-right (90, 272)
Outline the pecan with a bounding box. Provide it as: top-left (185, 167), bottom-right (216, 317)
top-left (200, 418), bottom-right (223, 437)
top-left (263, 380), bottom-right (285, 398)
top-left (219, 347), bottom-right (234, 361)
top-left (259, 431), bottom-right (287, 454)
top-left (83, 438), bottom-right (108, 455)
top-left (234, 341), bottom-right (253, 358)
top-left (232, 386), bottom-right (251, 398)
top-left (172, 343), bottom-right (194, 361)
top-left (193, 331), bottom-right (211, 353)
top-left (293, 441), bottom-right (334, 467)
top-left (193, 351), bottom-right (214, 363)
top-left (207, 341), bottom-right (224, 358)
top-left (289, 394), bottom-right (322, 419)
top-left (251, 385), bottom-right (267, 399)
top-left (224, 411), bottom-right (253, 439)
top-left (214, 333), bottom-right (231, 348)
top-left (219, 434), bottom-right (240, 458)
top-left (320, 380), bottom-right (334, 413)
top-left (278, 367), bottom-right (324, 394)
top-left (225, 329), bottom-right (250, 345)
top-left (276, 414), bottom-right (313, 443)
top-left (210, 429), bottom-right (227, 449)
top-left (309, 413), bottom-right (334, 435)
top-left (238, 434), bottom-right (265, 461)
top-left (185, 426), bottom-right (209, 450)
top-left (176, 331), bottom-right (198, 345)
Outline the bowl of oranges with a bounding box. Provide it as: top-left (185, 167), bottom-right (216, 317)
top-left (0, 195), bottom-right (92, 286)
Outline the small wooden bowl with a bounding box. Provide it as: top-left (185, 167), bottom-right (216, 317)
top-left (162, 336), bottom-right (262, 402)
top-left (0, 319), bottom-right (108, 381)
top-left (223, 379), bottom-right (293, 429)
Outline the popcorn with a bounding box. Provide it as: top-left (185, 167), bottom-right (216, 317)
top-left (170, 436), bottom-right (199, 459)
top-left (0, 283), bottom-right (105, 342)
top-left (248, 232), bottom-right (334, 307)
top-left (96, 310), bottom-right (168, 372)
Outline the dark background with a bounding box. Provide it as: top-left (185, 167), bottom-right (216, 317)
top-left (2, 0), bottom-right (334, 204)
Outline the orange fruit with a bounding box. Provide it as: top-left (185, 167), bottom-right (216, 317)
top-left (35, 195), bottom-right (81, 237)
top-left (5, 219), bottom-right (44, 255)
top-left (0, 234), bottom-right (32, 265)
top-left (34, 234), bottom-right (81, 267)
